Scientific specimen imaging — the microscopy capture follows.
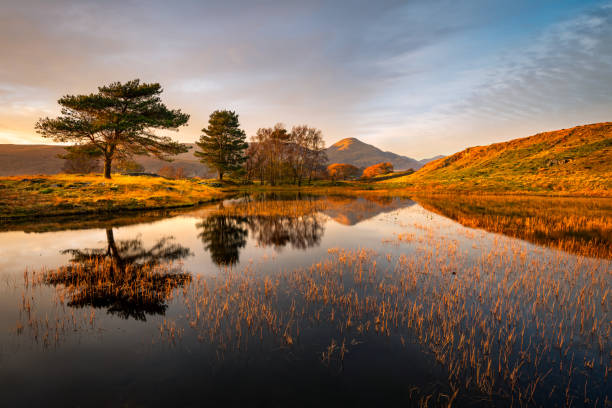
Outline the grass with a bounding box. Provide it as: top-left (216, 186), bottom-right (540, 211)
top-left (383, 122), bottom-right (612, 197)
top-left (0, 173), bottom-right (225, 219)
top-left (414, 194), bottom-right (612, 259)
top-left (19, 217), bottom-right (611, 406)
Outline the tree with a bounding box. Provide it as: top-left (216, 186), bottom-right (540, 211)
top-left (246, 124), bottom-right (326, 185)
top-left (60, 144), bottom-right (103, 174)
top-left (195, 110), bottom-right (248, 181)
top-left (327, 163), bottom-right (360, 180)
top-left (36, 79), bottom-right (190, 179)
top-left (362, 162), bottom-right (393, 179)
top-left (157, 165), bottom-right (187, 179)
top-left (114, 159), bottom-right (145, 174)
top-left (287, 125), bottom-right (327, 186)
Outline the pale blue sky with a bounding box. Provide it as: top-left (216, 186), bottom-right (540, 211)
top-left (0, 0), bottom-right (610, 158)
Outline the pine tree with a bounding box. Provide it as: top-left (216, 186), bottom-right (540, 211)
top-left (36, 79), bottom-right (190, 179)
top-left (195, 110), bottom-right (248, 181)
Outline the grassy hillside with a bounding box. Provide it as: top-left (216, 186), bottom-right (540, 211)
top-left (0, 174), bottom-right (224, 219)
top-left (385, 122), bottom-right (612, 196)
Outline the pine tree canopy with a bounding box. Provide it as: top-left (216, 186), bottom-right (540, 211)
top-left (195, 110), bottom-right (248, 180)
top-left (35, 79), bottom-right (190, 178)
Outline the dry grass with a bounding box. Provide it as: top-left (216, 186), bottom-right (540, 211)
top-left (384, 122), bottom-right (612, 197)
top-left (415, 195), bottom-right (612, 259)
top-left (17, 220), bottom-right (611, 406)
top-left (0, 174), bottom-right (224, 219)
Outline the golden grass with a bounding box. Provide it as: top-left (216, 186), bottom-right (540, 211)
top-left (0, 174), bottom-right (225, 219)
top-left (18, 221), bottom-right (611, 405)
top-left (415, 195), bottom-right (612, 259)
top-left (383, 122), bottom-right (612, 197)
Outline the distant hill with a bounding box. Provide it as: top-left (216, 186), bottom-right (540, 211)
top-left (386, 122), bottom-right (612, 196)
top-left (326, 138), bottom-right (422, 170)
top-left (419, 155), bottom-right (445, 165)
top-left (0, 143), bottom-right (214, 177)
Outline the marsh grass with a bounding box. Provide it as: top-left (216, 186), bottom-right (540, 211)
top-left (415, 195), bottom-right (612, 259)
top-left (18, 216), bottom-right (611, 406)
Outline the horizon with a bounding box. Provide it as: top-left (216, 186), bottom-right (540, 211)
top-left (2, 0), bottom-right (612, 158)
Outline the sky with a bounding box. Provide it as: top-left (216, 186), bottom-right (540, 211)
top-left (1, 0), bottom-right (611, 159)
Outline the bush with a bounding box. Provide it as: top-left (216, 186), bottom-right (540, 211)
top-left (362, 162), bottom-right (393, 179)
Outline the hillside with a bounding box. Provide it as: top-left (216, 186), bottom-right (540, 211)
top-left (326, 138), bottom-right (422, 170)
top-left (385, 122), bottom-right (612, 196)
top-left (0, 143), bottom-right (214, 177)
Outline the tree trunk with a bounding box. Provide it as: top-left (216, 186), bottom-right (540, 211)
top-left (218, 171), bottom-right (223, 181)
top-left (104, 157), bottom-right (112, 179)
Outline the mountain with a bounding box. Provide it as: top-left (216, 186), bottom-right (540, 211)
top-left (0, 143), bottom-right (214, 177)
top-left (326, 138), bottom-right (422, 170)
top-left (386, 122), bottom-right (612, 196)
top-left (419, 155), bottom-right (445, 165)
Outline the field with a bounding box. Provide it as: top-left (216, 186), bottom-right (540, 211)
top-left (0, 174), bottom-right (224, 219)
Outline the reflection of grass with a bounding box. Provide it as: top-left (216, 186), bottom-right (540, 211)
top-left (22, 239), bottom-right (610, 405)
top-left (0, 207), bottom-right (201, 233)
top-left (216, 198), bottom-right (328, 217)
top-left (0, 174), bottom-right (224, 219)
top-left (415, 195), bottom-right (612, 258)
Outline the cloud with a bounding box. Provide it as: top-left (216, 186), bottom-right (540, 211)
top-left (0, 0), bottom-right (609, 158)
top-left (371, 1), bottom-right (612, 157)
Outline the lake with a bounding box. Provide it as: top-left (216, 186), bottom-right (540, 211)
top-left (0, 194), bottom-right (610, 407)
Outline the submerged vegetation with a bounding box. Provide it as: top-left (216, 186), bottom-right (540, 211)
top-left (15, 199), bottom-right (611, 406)
top-left (415, 195), bottom-right (612, 259)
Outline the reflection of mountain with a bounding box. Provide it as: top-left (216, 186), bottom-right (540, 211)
top-left (322, 196), bottom-right (416, 226)
top-left (197, 196), bottom-right (416, 265)
top-left (415, 196), bottom-right (612, 259)
top-left (43, 229), bottom-right (192, 320)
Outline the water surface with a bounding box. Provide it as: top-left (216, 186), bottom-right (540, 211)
top-left (1, 194), bottom-right (610, 407)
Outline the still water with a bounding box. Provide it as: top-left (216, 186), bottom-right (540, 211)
top-left (0, 194), bottom-right (610, 407)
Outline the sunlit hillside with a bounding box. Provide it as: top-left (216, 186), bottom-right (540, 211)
top-left (385, 122), bottom-right (612, 196)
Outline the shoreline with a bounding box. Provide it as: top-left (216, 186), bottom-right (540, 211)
top-left (1, 174), bottom-right (611, 221)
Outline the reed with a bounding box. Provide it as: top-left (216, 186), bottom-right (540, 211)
top-left (14, 196), bottom-right (611, 406)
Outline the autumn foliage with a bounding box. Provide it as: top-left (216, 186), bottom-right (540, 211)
top-left (361, 162), bottom-right (393, 178)
top-left (327, 163), bottom-right (360, 180)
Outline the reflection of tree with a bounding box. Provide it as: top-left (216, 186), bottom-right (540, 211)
top-left (197, 216), bottom-right (248, 266)
top-left (197, 212), bottom-right (325, 266)
top-left (43, 229), bottom-right (192, 321)
top-left (247, 214), bottom-right (324, 250)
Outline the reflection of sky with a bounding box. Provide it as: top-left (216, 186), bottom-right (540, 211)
top-left (0, 200), bottom-right (596, 280)
top-left (1, 199), bottom-right (610, 407)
